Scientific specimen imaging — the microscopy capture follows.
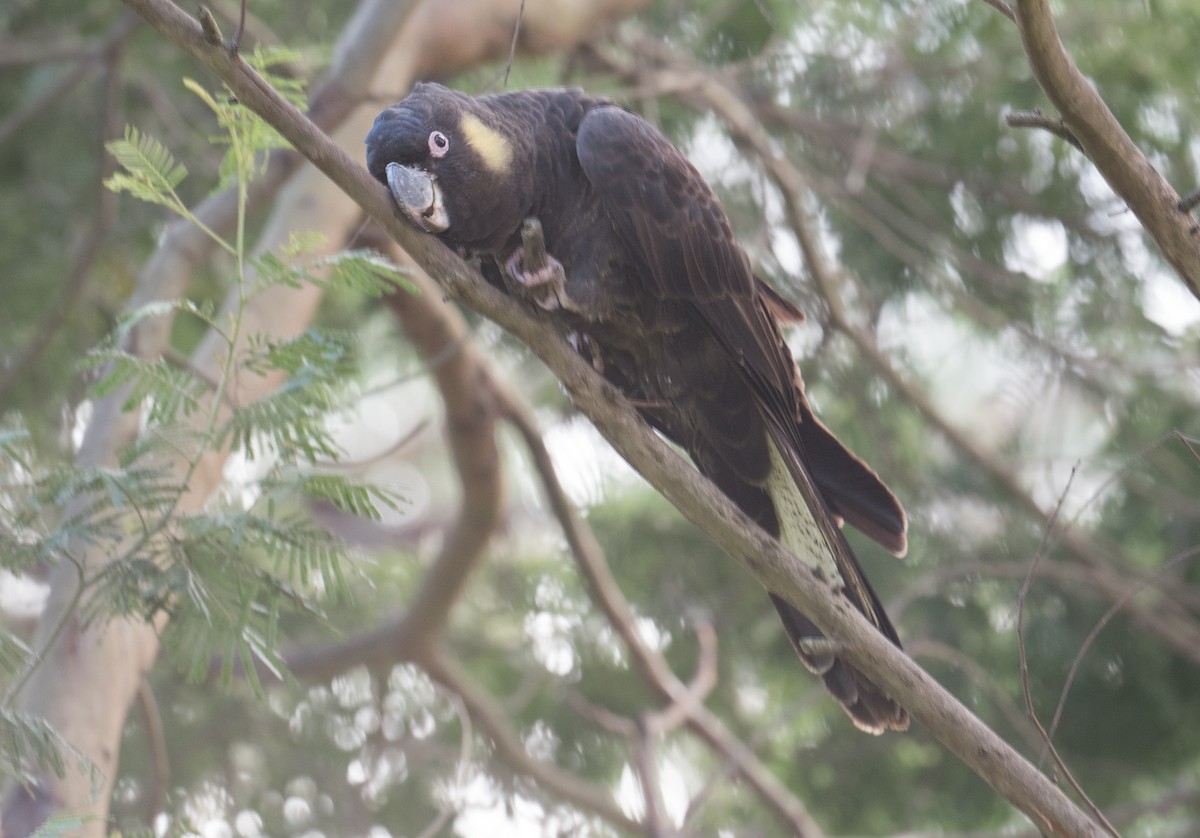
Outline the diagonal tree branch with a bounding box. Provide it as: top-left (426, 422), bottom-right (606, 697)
top-left (121, 3), bottom-right (1105, 833)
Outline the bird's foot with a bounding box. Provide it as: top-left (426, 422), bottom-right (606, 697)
top-left (796, 637), bottom-right (844, 674)
top-left (505, 218), bottom-right (573, 312)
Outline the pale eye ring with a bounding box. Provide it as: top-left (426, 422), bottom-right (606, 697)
top-left (429, 131), bottom-right (450, 158)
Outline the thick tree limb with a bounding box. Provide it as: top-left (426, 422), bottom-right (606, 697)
top-left (1013, 0), bottom-right (1200, 302)
top-left (379, 244), bottom-right (505, 646)
top-left (121, 4), bottom-right (1107, 833)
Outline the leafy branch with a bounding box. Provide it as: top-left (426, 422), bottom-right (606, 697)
top-left (0, 56), bottom-right (408, 787)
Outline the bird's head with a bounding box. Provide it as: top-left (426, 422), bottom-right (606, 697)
top-left (366, 82), bottom-right (529, 252)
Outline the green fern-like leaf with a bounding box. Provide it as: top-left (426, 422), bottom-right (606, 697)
top-left (0, 631), bottom-right (31, 677)
top-left (221, 386), bottom-right (341, 464)
top-left (153, 511), bottom-right (332, 690)
top-left (249, 249), bottom-right (412, 298)
top-left (219, 330), bottom-right (362, 463)
top-left (116, 425), bottom-right (209, 470)
top-left (104, 126), bottom-right (188, 210)
top-left (0, 427), bottom-right (33, 469)
top-left (243, 329), bottom-right (355, 379)
top-left (84, 350), bottom-right (207, 426)
top-left (247, 45), bottom-right (308, 108)
top-left (319, 249), bottom-right (415, 297)
top-left (300, 473), bottom-right (406, 521)
top-left (280, 230), bottom-right (327, 259)
top-left (0, 707), bottom-right (89, 784)
top-left (111, 298), bottom-right (223, 345)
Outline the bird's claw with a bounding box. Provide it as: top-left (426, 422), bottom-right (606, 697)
top-left (505, 248), bottom-right (570, 311)
top-left (504, 218), bottom-right (574, 311)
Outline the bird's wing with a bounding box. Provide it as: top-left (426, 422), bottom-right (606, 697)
top-left (574, 106), bottom-right (795, 408)
top-left (575, 105), bottom-right (905, 555)
top-left (576, 104), bottom-right (909, 732)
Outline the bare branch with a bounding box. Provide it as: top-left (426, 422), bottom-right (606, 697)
top-left (424, 649), bottom-right (643, 834)
top-left (907, 639), bottom-right (1041, 754)
top-left (1006, 109), bottom-right (1082, 151)
top-left (1013, 0), bottom-right (1200, 301)
top-left (1016, 468), bottom-right (1118, 836)
top-left (1049, 542), bottom-right (1200, 744)
top-left (134, 679), bottom-right (169, 825)
top-left (498, 391), bottom-right (825, 836)
top-left (633, 715), bottom-right (670, 838)
top-left (648, 621), bottom-right (718, 734)
top-left (273, 256), bottom-right (503, 680)
top-left (379, 247), bottom-right (504, 644)
top-left (1178, 188), bottom-right (1200, 214)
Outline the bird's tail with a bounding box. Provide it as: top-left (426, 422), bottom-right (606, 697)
top-left (769, 592), bottom-right (908, 733)
top-left (763, 421), bottom-right (909, 733)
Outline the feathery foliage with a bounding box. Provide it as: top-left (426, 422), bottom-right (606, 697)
top-left (0, 66), bottom-right (410, 786)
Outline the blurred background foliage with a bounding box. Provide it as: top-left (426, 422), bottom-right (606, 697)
top-left (2, 0), bottom-right (1199, 835)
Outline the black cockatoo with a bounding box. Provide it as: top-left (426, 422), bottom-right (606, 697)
top-left (366, 83), bottom-right (908, 732)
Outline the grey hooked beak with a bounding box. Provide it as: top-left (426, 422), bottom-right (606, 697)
top-left (385, 162), bottom-right (449, 233)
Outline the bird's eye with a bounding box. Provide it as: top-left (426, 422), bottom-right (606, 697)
top-left (429, 131), bottom-right (450, 158)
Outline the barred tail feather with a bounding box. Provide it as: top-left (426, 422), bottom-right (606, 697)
top-left (764, 424), bottom-right (908, 733)
top-left (770, 594), bottom-right (908, 733)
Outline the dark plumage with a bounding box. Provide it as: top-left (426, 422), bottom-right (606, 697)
top-left (366, 83), bottom-right (909, 733)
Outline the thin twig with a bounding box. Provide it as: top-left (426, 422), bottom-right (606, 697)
top-left (1013, 0), bottom-right (1200, 300)
top-left (907, 639), bottom-right (1042, 754)
top-left (634, 714), bottom-right (670, 837)
top-left (1048, 543), bottom-right (1200, 745)
top-left (1006, 109), bottom-right (1083, 152)
top-left (424, 650), bottom-right (642, 833)
top-left (502, 0), bottom-right (526, 88)
top-left (1177, 187), bottom-right (1200, 214)
top-left (231, 0), bottom-right (247, 52)
top-left (1016, 466), bottom-right (1119, 837)
top-left (648, 621), bottom-right (717, 733)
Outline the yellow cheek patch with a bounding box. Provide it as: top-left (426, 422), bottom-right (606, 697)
top-left (459, 113), bottom-right (513, 175)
